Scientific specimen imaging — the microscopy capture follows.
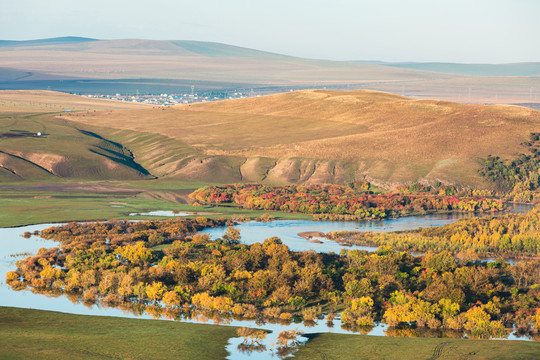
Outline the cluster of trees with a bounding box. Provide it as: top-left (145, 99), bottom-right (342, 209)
top-left (190, 184), bottom-right (504, 220)
top-left (479, 132), bottom-right (540, 202)
top-left (328, 205), bottom-right (540, 258)
top-left (7, 219), bottom-right (540, 339)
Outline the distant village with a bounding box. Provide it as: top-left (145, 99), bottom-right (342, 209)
top-left (82, 89), bottom-right (258, 106)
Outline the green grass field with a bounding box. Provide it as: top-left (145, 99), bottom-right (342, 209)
top-left (0, 307), bottom-right (237, 360)
top-left (295, 333), bottom-right (540, 360)
top-left (2, 307), bottom-right (538, 360)
top-left (0, 180), bottom-right (312, 227)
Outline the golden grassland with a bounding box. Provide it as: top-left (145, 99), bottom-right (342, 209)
top-left (1, 89), bottom-right (538, 187)
top-left (0, 90), bottom-right (148, 112)
top-left (63, 89), bottom-right (540, 187)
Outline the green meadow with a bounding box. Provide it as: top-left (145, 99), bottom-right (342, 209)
top-left (2, 308), bottom-right (538, 360)
top-left (0, 307), bottom-right (236, 360)
top-left (295, 333), bottom-right (540, 360)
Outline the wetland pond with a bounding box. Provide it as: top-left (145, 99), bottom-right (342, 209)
top-left (0, 205), bottom-right (535, 359)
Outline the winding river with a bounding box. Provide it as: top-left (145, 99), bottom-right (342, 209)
top-left (202, 204), bottom-right (533, 255)
top-left (0, 205), bottom-right (535, 359)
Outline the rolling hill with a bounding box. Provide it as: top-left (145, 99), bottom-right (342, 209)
top-left (371, 61), bottom-right (540, 77)
top-left (0, 90), bottom-right (149, 112)
top-left (0, 91), bottom-right (151, 181)
top-left (0, 36), bottom-right (98, 48)
top-left (2, 37), bottom-right (539, 106)
top-left (0, 37), bottom-right (429, 84)
top-left (55, 89), bottom-right (540, 188)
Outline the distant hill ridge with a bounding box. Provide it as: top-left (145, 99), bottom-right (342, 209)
top-left (3, 37), bottom-right (538, 74)
top-left (0, 36), bottom-right (99, 47)
top-left (1, 37), bottom-right (539, 105)
top-left (362, 61), bottom-right (540, 77)
top-left (0, 37), bottom-right (432, 86)
top-left (0, 37), bottom-right (305, 61)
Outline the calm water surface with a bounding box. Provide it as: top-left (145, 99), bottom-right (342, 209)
top-left (0, 206), bottom-right (535, 359)
top-left (202, 204), bottom-right (533, 254)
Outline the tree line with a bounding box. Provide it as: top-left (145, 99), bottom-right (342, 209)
top-left (327, 205), bottom-right (540, 258)
top-left (7, 218), bottom-right (540, 339)
top-left (479, 132), bottom-right (540, 203)
top-left (189, 183), bottom-right (504, 221)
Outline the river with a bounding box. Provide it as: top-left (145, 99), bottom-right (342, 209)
top-left (0, 206), bottom-right (535, 359)
top-left (201, 204), bottom-right (533, 254)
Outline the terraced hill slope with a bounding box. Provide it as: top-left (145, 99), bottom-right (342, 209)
top-left (62, 89), bottom-right (540, 188)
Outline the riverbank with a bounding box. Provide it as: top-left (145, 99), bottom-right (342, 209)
top-left (0, 182), bottom-right (313, 228)
top-left (9, 219), bottom-right (539, 339)
top-left (1, 307), bottom-right (538, 360)
top-left (2, 217), bottom-right (539, 359)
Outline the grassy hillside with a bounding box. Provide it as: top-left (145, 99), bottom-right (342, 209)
top-left (1, 89), bottom-right (539, 187)
top-left (64, 89), bottom-right (540, 188)
top-left (0, 111), bottom-right (152, 181)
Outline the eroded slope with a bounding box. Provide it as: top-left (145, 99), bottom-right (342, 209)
top-left (64, 89), bottom-right (540, 187)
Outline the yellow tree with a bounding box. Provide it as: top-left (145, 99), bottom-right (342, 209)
top-left (146, 281), bottom-right (167, 303)
top-left (162, 291), bottom-right (182, 307)
top-left (222, 226), bottom-right (241, 244)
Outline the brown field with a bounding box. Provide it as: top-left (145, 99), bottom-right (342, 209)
top-left (61, 89), bottom-right (540, 187)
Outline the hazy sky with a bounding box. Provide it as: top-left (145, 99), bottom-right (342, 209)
top-left (2, 0), bottom-right (538, 63)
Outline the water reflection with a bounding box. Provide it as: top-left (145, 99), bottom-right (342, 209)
top-left (201, 204), bottom-right (533, 254)
top-left (0, 214), bottom-right (536, 360)
top-left (8, 278), bottom-right (538, 344)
